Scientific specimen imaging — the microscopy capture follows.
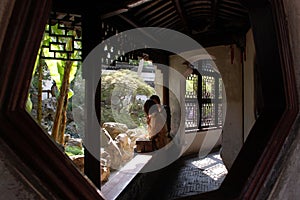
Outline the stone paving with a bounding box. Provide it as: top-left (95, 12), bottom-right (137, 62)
top-left (152, 150), bottom-right (228, 200)
top-left (168, 151), bottom-right (227, 199)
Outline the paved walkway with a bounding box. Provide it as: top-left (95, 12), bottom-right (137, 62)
top-left (148, 150), bottom-right (228, 200)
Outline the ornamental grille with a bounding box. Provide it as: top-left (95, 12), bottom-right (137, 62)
top-left (41, 12), bottom-right (82, 61)
top-left (185, 102), bottom-right (199, 129)
top-left (185, 60), bottom-right (223, 130)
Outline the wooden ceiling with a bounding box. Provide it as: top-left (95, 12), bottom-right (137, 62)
top-left (53, 0), bottom-right (250, 47)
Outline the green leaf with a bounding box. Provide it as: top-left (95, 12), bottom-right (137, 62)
top-left (65, 146), bottom-right (83, 156)
top-left (26, 94), bottom-right (32, 113)
top-left (69, 61), bottom-right (78, 83)
top-left (45, 59), bottom-right (62, 87)
top-left (68, 89), bottom-right (74, 99)
top-left (57, 61), bottom-right (65, 79)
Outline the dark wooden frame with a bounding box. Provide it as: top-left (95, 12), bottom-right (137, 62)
top-left (183, 0), bottom-right (298, 199)
top-left (0, 0), bottom-right (297, 199)
top-left (0, 0), bottom-right (104, 199)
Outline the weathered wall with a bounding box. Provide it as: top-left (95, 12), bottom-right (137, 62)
top-left (168, 55), bottom-right (191, 155)
top-left (182, 129), bottom-right (222, 157)
top-left (267, 0), bottom-right (300, 199)
top-left (206, 45), bottom-right (244, 169)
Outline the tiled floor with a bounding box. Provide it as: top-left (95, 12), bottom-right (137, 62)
top-left (151, 150), bottom-right (228, 200)
top-left (167, 151), bottom-right (227, 199)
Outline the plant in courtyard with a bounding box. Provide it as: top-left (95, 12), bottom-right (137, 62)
top-left (31, 24), bottom-right (80, 145)
top-left (47, 25), bottom-right (80, 145)
top-left (65, 146), bottom-right (84, 156)
top-left (101, 69), bottom-right (155, 128)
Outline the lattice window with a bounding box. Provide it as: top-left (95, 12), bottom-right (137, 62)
top-left (185, 74), bottom-right (198, 98)
top-left (219, 78), bottom-right (223, 99)
top-left (185, 60), bottom-right (223, 131)
top-left (202, 75), bottom-right (215, 99)
top-left (201, 103), bottom-right (215, 127)
top-left (41, 12), bottom-right (82, 61)
top-left (185, 73), bottom-right (199, 130)
top-left (218, 104), bottom-right (223, 126)
top-left (185, 102), bottom-right (199, 129)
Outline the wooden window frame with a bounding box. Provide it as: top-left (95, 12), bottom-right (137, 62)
top-left (0, 0), bottom-right (104, 199)
top-left (0, 0), bottom-right (297, 199)
top-left (185, 60), bottom-right (223, 131)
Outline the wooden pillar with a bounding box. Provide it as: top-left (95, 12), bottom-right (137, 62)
top-left (82, 9), bottom-right (102, 188)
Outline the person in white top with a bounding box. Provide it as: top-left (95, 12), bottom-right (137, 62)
top-left (143, 99), bottom-right (169, 150)
top-left (150, 95), bottom-right (171, 137)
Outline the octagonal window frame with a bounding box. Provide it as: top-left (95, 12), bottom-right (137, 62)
top-left (0, 0), bottom-right (297, 199)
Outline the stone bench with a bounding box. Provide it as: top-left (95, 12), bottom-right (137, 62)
top-left (101, 154), bottom-right (152, 200)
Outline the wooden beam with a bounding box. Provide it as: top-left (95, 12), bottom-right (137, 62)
top-left (101, 8), bottom-right (129, 19)
top-left (118, 14), bottom-right (160, 43)
top-left (145, 6), bottom-right (174, 25)
top-left (150, 10), bottom-right (177, 26)
top-left (184, 0), bottom-right (212, 7)
top-left (118, 14), bottom-right (140, 28)
top-left (219, 3), bottom-right (249, 14)
top-left (134, 0), bottom-right (162, 16)
top-left (139, 1), bottom-right (173, 21)
top-left (172, 0), bottom-right (190, 33)
top-left (218, 7), bottom-right (248, 18)
top-left (185, 5), bottom-right (212, 11)
top-left (163, 18), bottom-right (181, 29)
top-left (210, 0), bottom-right (218, 29)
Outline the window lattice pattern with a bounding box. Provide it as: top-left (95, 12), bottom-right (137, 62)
top-left (201, 103), bottom-right (215, 127)
top-left (218, 104), bottom-right (223, 126)
top-left (185, 102), bottom-right (198, 129)
top-left (200, 61), bottom-right (215, 73)
top-left (185, 59), bottom-right (223, 131)
top-left (202, 76), bottom-right (215, 99)
top-left (41, 12), bottom-right (82, 61)
top-left (219, 78), bottom-right (223, 99)
top-left (185, 74), bottom-right (198, 98)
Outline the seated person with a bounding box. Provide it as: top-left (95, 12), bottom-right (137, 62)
top-left (150, 95), bottom-right (171, 136)
top-left (143, 99), bottom-right (169, 150)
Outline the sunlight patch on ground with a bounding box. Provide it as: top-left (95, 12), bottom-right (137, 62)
top-left (191, 153), bottom-right (228, 181)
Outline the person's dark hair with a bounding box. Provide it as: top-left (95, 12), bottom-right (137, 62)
top-left (150, 94), bottom-right (160, 104)
top-left (144, 99), bottom-right (158, 115)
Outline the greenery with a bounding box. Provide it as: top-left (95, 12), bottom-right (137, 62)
top-left (65, 146), bottom-right (84, 156)
top-left (101, 69), bottom-right (155, 128)
top-left (27, 22), bottom-right (154, 147)
top-left (27, 23), bottom-right (81, 145)
top-left (186, 75), bottom-right (198, 95)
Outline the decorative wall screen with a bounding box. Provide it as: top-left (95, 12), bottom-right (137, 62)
top-left (41, 12), bottom-right (82, 61)
top-left (185, 60), bottom-right (223, 131)
top-left (185, 74), bottom-right (199, 129)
